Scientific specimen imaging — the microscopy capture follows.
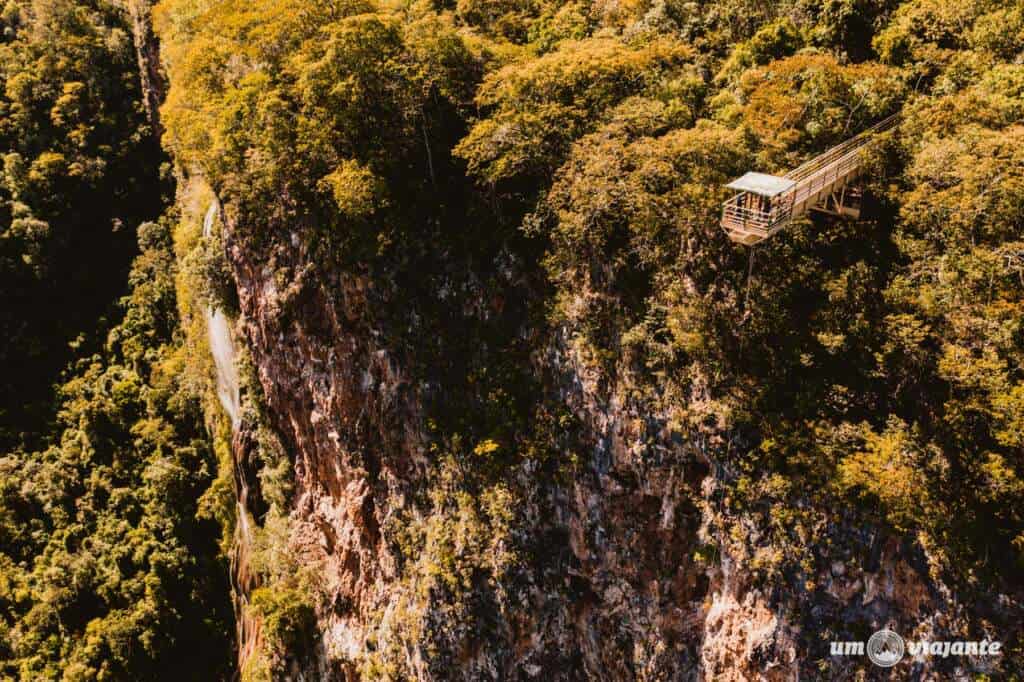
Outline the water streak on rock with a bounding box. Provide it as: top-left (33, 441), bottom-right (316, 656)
top-left (203, 201), bottom-right (241, 430)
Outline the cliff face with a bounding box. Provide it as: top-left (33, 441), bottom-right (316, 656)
top-left (219, 204), bottom-right (716, 678)
top-left (219, 206), bottom-right (1011, 680)
top-left (225, 213), bottom-right (419, 677)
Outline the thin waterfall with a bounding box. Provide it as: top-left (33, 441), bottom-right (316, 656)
top-left (202, 199), bottom-right (258, 666)
top-left (202, 199), bottom-right (250, 538)
top-left (203, 200), bottom-right (241, 430)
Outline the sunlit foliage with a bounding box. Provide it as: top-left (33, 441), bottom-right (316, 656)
top-left (0, 0), bottom-right (167, 447)
top-left (0, 220), bottom-right (233, 679)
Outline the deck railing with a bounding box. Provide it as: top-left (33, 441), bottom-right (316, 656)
top-left (721, 196), bottom-right (790, 233)
top-left (785, 113), bottom-right (900, 183)
top-left (790, 145), bottom-right (862, 208)
top-left (788, 113), bottom-right (899, 208)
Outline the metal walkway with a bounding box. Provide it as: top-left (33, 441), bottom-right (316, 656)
top-left (720, 114), bottom-right (900, 245)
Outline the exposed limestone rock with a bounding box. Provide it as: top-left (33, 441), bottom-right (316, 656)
top-left (213, 203), bottom-right (1008, 680)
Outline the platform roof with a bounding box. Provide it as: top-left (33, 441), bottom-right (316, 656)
top-left (726, 172), bottom-right (796, 197)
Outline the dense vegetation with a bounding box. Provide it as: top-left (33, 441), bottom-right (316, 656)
top-left (0, 0), bottom-right (168, 449)
top-left (0, 0), bottom-right (1021, 677)
top-left (0, 1), bottom-right (233, 679)
top-left (0, 218), bottom-right (234, 678)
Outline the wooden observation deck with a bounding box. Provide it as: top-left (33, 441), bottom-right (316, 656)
top-left (721, 114), bottom-right (899, 245)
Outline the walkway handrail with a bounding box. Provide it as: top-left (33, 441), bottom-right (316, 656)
top-left (784, 113), bottom-right (900, 183)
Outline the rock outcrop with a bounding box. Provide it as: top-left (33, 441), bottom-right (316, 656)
top-left (213, 203), bottom-right (1015, 680)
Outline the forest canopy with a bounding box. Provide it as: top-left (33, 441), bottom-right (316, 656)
top-left (0, 0), bottom-right (1022, 678)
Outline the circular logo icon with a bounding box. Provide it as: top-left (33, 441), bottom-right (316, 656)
top-left (867, 629), bottom-right (905, 667)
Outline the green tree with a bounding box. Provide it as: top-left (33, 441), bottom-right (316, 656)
top-left (0, 0), bottom-right (168, 448)
top-left (0, 219), bottom-right (234, 679)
